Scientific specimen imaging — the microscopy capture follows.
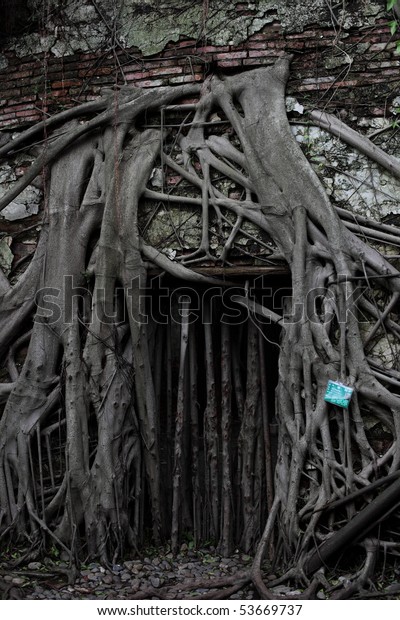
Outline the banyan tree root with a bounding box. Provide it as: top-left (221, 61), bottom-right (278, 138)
top-left (1, 56), bottom-right (400, 598)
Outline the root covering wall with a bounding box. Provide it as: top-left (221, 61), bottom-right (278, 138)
top-left (0, 1), bottom-right (398, 129)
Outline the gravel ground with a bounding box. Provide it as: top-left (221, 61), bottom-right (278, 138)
top-left (3, 545), bottom-right (259, 600)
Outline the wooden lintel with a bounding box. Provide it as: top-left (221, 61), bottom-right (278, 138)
top-left (147, 264), bottom-right (289, 277)
top-left (190, 265), bottom-right (289, 276)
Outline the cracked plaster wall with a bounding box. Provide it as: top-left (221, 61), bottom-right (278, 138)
top-left (0, 1), bottom-right (399, 247)
top-left (0, 0), bottom-right (385, 63)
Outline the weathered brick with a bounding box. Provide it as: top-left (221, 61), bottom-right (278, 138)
top-left (13, 70), bottom-right (33, 79)
top-left (51, 79), bottom-right (82, 88)
top-left (197, 45), bottom-right (230, 54)
top-left (369, 42), bottom-right (391, 52)
top-left (216, 59), bottom-right (243, 68)
top-left (169, 74), bottom-right (202, 84)
top-left (1, 89), bottom-right (21, 98)
top-left (16, 109), bottom-right (40, 118)
top-left (78, 67), bottom-right (113, 77)
top-left (134, 79), bottom-right (165, 88)
top-left (147, 58), bottom-right (179, 68)
top-left (302, 76), bottom-right (335, 85)
top-left (176, 39), bottom-right (197, 48)
top-left (166, 174), bottom-right (182, 186)
top-left (4, 97), bottom-right (33, 106)
top-left (250, 33), bottom-right (269, 41)
top-left (285, 41), bottom-right (305, 49)
top-left (267, 41), bottom-right (286, 48)
top-left (243, 58), bottom-right (275, 66)
top-left (147, 66), bottom-right (183, 77)
top-left (124, 70), bottom-right (151, 81)
top-left (0, 15), bottom-right (396, 131)
top-left (248, 50), bottom-right (277, 58)
top-left (246, 42), bottom-right (267, 50)
top-left (297, 79), bottom-right (358, 92)
top-left (213, 51), bottom-right (247, 60)
top-left (3, 103), bottom-right (35, 113)
top-left (0, 119), bottom-right (17, 127)
top-left (79, 52), bottom-right (103, 61)
top-left (177, 63), bottom-right (204, 73)
top-left (0, 112), bottom-right (16, 120)
top-left (48, 89), bottom-right (68, 97)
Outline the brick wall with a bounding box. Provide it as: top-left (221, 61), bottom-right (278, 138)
top-left (0, 16), bottom-right (398, 130)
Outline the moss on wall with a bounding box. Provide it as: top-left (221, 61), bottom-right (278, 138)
top-left (7, 0), bottom-right (385, 59)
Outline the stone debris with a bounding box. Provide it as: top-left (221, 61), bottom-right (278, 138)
top-left (7, 547), bottom-right (258, 600)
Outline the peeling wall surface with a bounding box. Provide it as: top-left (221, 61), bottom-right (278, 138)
top-left (2, 0), bottom-right (384, 58)
top-left (0, 0), bottom-right (399, 255)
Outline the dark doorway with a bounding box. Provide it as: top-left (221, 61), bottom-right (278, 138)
top-left (144, 272), bottom-right (289, 553)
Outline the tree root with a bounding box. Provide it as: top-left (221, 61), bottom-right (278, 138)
top-left (1, 55), bottom-right (400, 599)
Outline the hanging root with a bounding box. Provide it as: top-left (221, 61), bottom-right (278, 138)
top-left (1, 56), bottom-right (400, 598)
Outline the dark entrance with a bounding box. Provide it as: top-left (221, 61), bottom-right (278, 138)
top-left (144, 270), bottom-right (290, 554)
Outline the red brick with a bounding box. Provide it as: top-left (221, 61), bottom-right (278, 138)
top-left (285, 41), bottom-right (305, 49)
top-left (296, 79), bottom-right (359, 92)
top-left (134, 79), bottom-right (165, 88)
top-left (0, 119), bottom-right (16, 127)
top-left (0, 112), bottom-right (16, 120)
top-left (146, 58), bottom-right (179, 68)
top-left (367, 42), bottom-right (390, 52)
top-left (3, 103), bottom-right (35, 113)
top-left (166, 174), bottom-right (182, 186)
top-left (118, 62), bottom-right (145, 73)
top-left (252, 49), bottom-right (283, 58)
top-left (178, 64), bottom-right (204, 73)
top-left (197, 45), bottom-right (229, 54)
top-left (78, 66), bottom-right (113, 77)
top-left (124, 70), bottom-right (151, 81)
top-left (246, 42), bottom-right (267, 50)
top-left (267, 41), bottom-right (286, 48)
top-left (19, 62), bottom-right (38, 71)
top-left (79, 52), bottom-right (104, 61)
top-left (1, 89), bottom-right (21, 98)
top-left (162, 47), bottom-right (196, 58)
top-left (0, 80), bottom-right (18, 90)
top-left (247, 50), bottom-right (269, 58)
top-left (85, 76), bottom-right (115, 85)
top-left (176, 39), bottom-right (197, 48)
top-left (47, 89), bottom-right (68, 97)
top-left (52, 79), bottom-right (82, 88)
top-left (216, 59), bottom-right (243, 68)
top-left (16, 109), bottom-right (40, 118)
top-left (334, 80), bottom-right (359, 88)
top-left (169, 74), bottom-right (202, 84)
top-left (286, 30), bottom-right (318, 39)
top-left (243, 58), bottom-right (275, 66)
top-left (5, 95), bottom-right (36, 105)
top-left (250, 33), bottom-right (268, 41)
top-left (213, 51), bottom-right (247, 60)
top-left (147, 66), bottom-right (183, 77)
top-left (13, 70), bottom-right (32, 79)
